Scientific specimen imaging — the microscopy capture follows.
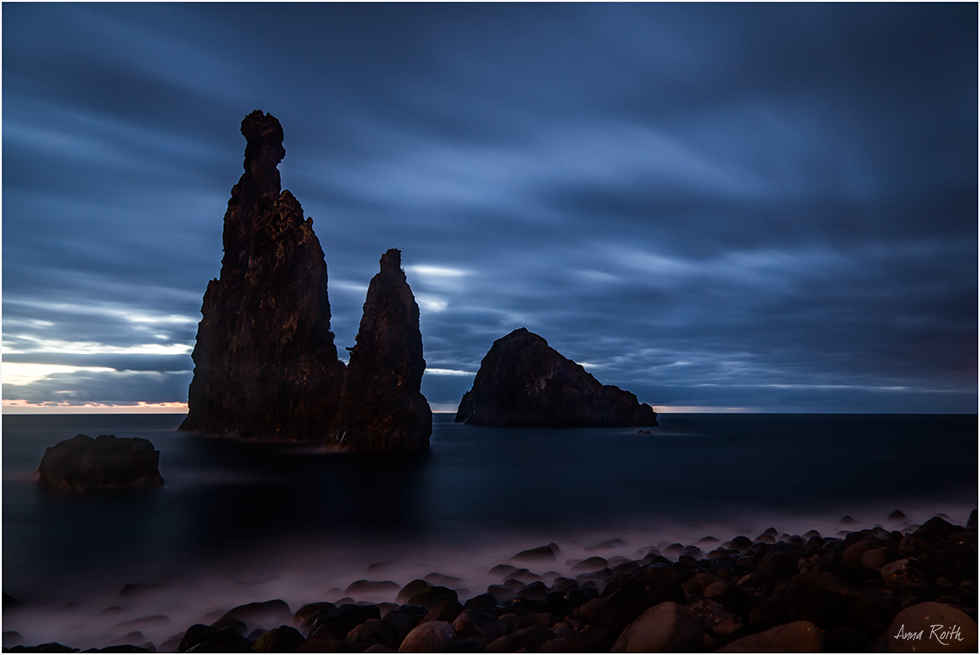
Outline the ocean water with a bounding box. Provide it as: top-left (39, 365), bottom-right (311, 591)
top-left (2, 412), bottom-right (976, 648)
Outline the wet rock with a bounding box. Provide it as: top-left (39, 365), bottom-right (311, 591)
top-left (611, 601), bottom-right (704, 652)
top-left (748, 590), bottom-right (792, 631)
top-left (396, 581), bottom-right (431, 605)
top-left (786, 572), bottom-right (891, 633)
top-left (453, 609), bottom-right (509, 642)
top-left (686, 596), bottom-right (742, 636)
top-left (703, 580), bottom-right (756, 618)
top-left (843, 538), bottom-right (887, 567)
top-left (346, 618), bottom-right (399, 652)
top-left (219, 599), bottom-right (292, 632)
top-left (488, 564), bottom-right (516, 578)
top-left (189, 626), bottom-right (253, 652)
top-left (346, 580), bottom-right (401, 598)
top-left (309, 603), bottom-right (382, 640)
top-left (516, 581), bottom-right (550, 601)
top-left (253, 625), bottom-right (306, 652)
top-left (407, 586), bottom-right (458, 610)
top-left (335, 249), bottom-right (432, 452)
top-left (862, 547), bottom-right (891, 571)
top-left (914, 517), bottom-right (959, 541)
top-left (422, 599), bottom-right (464, 624)
top-left (397, 621), bottom-right (455, 652)
top-left (887, 601), bottom-right (977, 652)
top-left (422, 573), bottom-right (462, 587)
top-left (380, 609), bottom-right (417, 645)
top-left (181, 110), bottom-right (346, 441)
top-left (296, 634), bottom-right (349, 652)
top-left (38, 435), bottom-right (163, 493)
top-left (716, 620), bottom-right (823, 652)
top-left (455, 328), bottom-right (658, 427)
top-left (566, 567), bottom-right (685, 651)
top-left (294, 602), bottom-right (336, 628)
top-left (462, 594), bottom-right (496, 611)
top-left (571, 556), bottom-right (608, 572)
top-left (882, 559), bottom-right (925, 587)
top-left (889, 510), bottom-right (909, 522)
top-left (510, 544), bottom-right (559, 564)
top-left (967, 510), bottom-right (977, 531)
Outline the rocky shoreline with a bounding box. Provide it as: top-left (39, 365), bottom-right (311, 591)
top-left (4, 512), bottom-right (976, 653)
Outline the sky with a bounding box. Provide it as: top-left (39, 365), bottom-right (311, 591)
top-left (2, 3), bottom-right (977, 414)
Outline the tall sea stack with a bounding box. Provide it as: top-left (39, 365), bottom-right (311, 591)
top-left (179, 110), bottom-right (346, 441)
top-left (336, 249), bottom-right (432, 452)
top-left (456, 328), bottom-right (659, 427)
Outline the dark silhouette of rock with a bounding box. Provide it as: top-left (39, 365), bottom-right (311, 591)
top-left (38, 435), bottom-right (163, 493)
top-left (180, 110), bottom-right (345, 441)
top-left (455, 328), bottom-right (658, 427)
top-left (335, 249), bottom-right (432, 452)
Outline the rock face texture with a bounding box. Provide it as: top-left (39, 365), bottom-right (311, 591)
top-left (38, 434), bottom-right (164, 493)
top-left (455, 328), bottom-right (658, 427)
top-left (180, 110), bottom-right (345, 441)
top-left (336, 249), bottom-right (432, 452)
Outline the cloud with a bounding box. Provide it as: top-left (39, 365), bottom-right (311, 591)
top-left (2, 3), bottom-right (975, 412)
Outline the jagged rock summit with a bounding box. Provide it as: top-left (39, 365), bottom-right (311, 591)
top-left (455, 328), bottom-right (658, 427)
top-left (180, 110), bottom-right (346, 441)
top-left (336, 249), bottom-right (432, 452)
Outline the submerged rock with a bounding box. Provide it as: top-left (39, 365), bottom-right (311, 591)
top-left (180, 110), bottom-right (345, 441)
top-left (455, 328), bottom-right (658, 427)
top-left (38, 434), bottom-right (163, 493)
top-left (335, 249), bottom-right (432, 452)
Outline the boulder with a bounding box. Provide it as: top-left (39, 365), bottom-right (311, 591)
top-left (611, 601), bottom-right (704, 652)
top-left (786, 572), bottom-right (891, 633)
top-left (455, 328), bottom-right (658, 427)
top-left (510, 544), bottom-right (559, 564)
top-left (686, 597), bottom-right (742, 636)
top-left (716, 620), bottom-right (823, 652)
top-left (38, 435), bottom-right (163, 493)
top-left (453, 609), bottom-right (510, 642)
top-left (180, 110), bottom-right (346, 441)
top-left (346, 618), bottom-right (399, 651)
top-left (887, 601), bottom-right (977, 652)
top-left (335, 249), bottom-right (432, 452)
top-left (253, 625), bottom-right (306, 652)
top-left (397, 621), bottom-right (455, 652)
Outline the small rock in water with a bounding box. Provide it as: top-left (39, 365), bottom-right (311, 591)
top-left (888, 509), bottom-right (909, 522)
top-left (38, 435), bottom-right (163, 493)
top-left (423, 573), bottom-right (462, 587)
top-left (346, 580), bottom-right (401, 597)
top-left (510, 545), bottom-right (558, 564)
top-left (570, 556), bottom-right (608, 572)
top-left (488, 564), bottom-right (516, 578)
top-left (839, 515), bottom-right (859, 526)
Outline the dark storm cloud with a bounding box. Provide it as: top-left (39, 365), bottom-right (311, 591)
top-left (3, 3), bottom-right (976, 412)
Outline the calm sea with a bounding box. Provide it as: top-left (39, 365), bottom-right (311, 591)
top-left (2, 413), bottom-right (976, 648)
